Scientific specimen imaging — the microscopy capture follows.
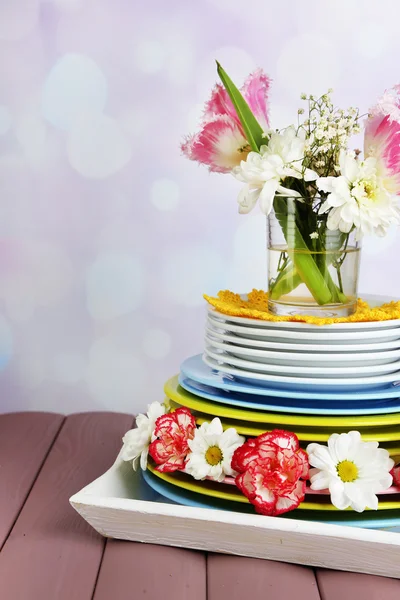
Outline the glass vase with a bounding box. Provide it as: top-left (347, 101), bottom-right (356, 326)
top-left (267, 196), bottom-right (361, 317)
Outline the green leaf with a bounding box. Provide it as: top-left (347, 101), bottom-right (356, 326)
top-left (216, 61), bottom-right (264, 152)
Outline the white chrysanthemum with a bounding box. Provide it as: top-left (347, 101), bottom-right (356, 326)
top-left (307, 431), bottom-right (394, 513)
top-left (317, 150), bottom-right (400, 238)
top-left (121, 401), bottom-right (166, 470)
top-left (232, 126), bottom-right (318, 215)
top-left (185, 418), bottom-right (245, 482)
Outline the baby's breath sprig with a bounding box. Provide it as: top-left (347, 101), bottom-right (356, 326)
top-left (297, 91), bottom-right (361, 181)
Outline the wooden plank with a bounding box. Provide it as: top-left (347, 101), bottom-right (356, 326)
top-left (0, 412), bottom-right (134, 600)
top-left (93, 541), bottom-right (206, 600)
top-left (0, 412), bottom-right (64, 548)
top-left (316, 569), bottom-right (400, 599)
top-left (207, 554), bottom-right (321, 600)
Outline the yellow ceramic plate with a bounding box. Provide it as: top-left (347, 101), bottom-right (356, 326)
top-left (168, 398), bottom-right (400, 442)
top-left (165, 375), bottom-right (400, 428)
top-left (147, 465), bottom-right (400, 512)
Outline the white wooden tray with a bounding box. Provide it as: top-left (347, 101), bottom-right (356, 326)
top-left (70, 452), bottom-right (400, 579)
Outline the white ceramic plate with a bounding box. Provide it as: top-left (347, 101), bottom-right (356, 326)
top-left (207, 316), bottom-right (400, 344)
top-left (204, 336), bottom-right (400, 368)
top-left (207, 293), bottom-right (400, 332)
top-left (204, 347), bottom-right (400, 378)
top-left (203, 354), bottom-right (400, 389)
top-left (205, 326), bottom-right (400, 353)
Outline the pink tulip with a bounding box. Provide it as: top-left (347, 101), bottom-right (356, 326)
top-left (182, 69), bottom-right (271, 173)
top-left (364, 85), bottom-right (400, 195)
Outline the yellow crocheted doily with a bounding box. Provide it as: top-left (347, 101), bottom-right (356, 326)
top-left (204, 290), bottom-right (400, 326)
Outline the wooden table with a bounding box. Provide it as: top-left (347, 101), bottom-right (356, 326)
top-left (1, 412), bottom-right (399, 599)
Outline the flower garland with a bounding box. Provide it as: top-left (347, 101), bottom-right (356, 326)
top-left (122, 402), bottom-right (399, 516)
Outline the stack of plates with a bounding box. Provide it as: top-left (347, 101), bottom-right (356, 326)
top-left (205, 296), bottom-right (400, 388)
top-left (143, 294), bottom-right (400, 530)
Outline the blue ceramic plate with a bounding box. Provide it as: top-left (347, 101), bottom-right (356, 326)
top-left (178, 375), bottom-right (400, 415)
top-left (142, 470), bottom-right (400, 531)
top-left (181, 355), bottom-right (400, 402)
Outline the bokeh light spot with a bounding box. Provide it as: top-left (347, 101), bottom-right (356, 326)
top-left (85, 337), bottom-right (146, 409)
top-left (42, 53), bottom-right (107, 130)
top-left (162, 245), bottom-right (226, 307)
top-left (67, 113), bottom-right (132, 179)
top-left (142, 328), bottom-right (171, 359)
top-left (134, 40), bottom-right (165, 74)
top-left (0, 106), bottom-right (12, 135)
top-left (86, 253), bottom-right (144, 320)
top-left (150, 178), bottom-right (180, 211)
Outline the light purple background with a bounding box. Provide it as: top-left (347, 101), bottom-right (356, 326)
top-left (1, 0), bottom-right (400, 414)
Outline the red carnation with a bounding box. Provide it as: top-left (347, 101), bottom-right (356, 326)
top-left (148, 407), bottom-right (196, 473)
top-left (232, 429), bottom-right (309, 516)
top-left (391, 464), bottom-right (400, 487)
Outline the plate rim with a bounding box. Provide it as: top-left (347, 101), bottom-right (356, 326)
top-left (142, 469), bottom-right (400, 529)
top-left (205, 326), bottom-right (400, 352)
top-left (205, 347), bottom-right (400, 377)
top-left (181, 355), bottom-right (400, 399)
top-left (205, 335), bottom-right (400, 363)
top-left (147, 466), bottom-right (400, 512)
top-left (178, 374), bottom-right (400, 416)
top-left (204, 354), bottom-right (400, 387)
top-left (207, 316), bottom-right (400, 341)
top-left (189, 407), bottom-right (400, 441)
top-left (207, 293), bottom-right (400, 331)
top-left (166, 376), bottom-right (400, 426)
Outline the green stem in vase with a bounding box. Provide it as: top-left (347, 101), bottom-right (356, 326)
top-left (270, 251), bottom-right (348, 304)
top-left (269, 263), bottom-right (302, 299)
top-left (336, 266), bottom-right (344, 294)
top-left (273, 197), bottom-right (333, 305)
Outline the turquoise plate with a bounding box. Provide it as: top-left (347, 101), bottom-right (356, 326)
top-left (142, 470), bottom-right (400, 531)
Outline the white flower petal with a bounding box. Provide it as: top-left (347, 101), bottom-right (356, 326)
top-left (237, 185), bottom-right (260, 214)
top-left (329, 480), bottom-right (350, 510)
top-left (340, 151), bottom-right (360, 182)
top-left (276, 184), bottom-right (301, 198)
top-left (378, 472), bottom-right (393, 491)
top-left (147, 401), bottom-right (166, 423)
top-left (331, 431), bottom-right (358, 462)
top-left (307, 443), bottom-right (336, 472)
top-left (311, 431), bottom-right (393, 512)
top-left (316, 177), bottom-right (335, 194)
top-left (185, 419), bottom-right (243, 481)
top-left (121, 401), bottom-right (165, 469)
top-left (303, 168), bottom-right (318, 182)
top-left (318, 155), bottom-right (398, 238)
top-left (259, 180), bottom-right (278, 214)
top-left (309, 469), bottom-right (330, 491)
top-left (209, 464), bottom-right (224, 482)
top-left (318, 200), bottom-right (331, 215)
top-left (327, 207), bottom-right (343, 230)
top-left (140, 447), bottom-right (149, 471)
top-left (206, 418), bottom-right (224, 436)
top-left (344, 482), bottom-right (369, 513)
top-left (232, 127), bottom-right (310, 213)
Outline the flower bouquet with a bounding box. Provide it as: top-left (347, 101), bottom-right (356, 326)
top-left (182, 64), bottom-right (400, 317)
